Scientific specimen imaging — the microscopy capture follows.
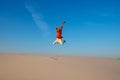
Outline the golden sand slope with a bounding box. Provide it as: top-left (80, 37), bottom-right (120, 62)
top-left (0, 54), bottom-right (120, 80)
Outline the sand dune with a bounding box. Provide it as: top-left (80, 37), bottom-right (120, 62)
top-left (0, 54), bottom-right (120, 80)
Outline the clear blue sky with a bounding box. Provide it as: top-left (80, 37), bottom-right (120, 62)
top-left (0, 0), bottom-right (120, 58)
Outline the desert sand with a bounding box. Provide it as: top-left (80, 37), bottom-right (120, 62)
top-left (0, 54), bottom-right (120, 80)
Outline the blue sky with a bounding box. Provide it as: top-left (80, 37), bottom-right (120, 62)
top-left (0, 0), bottom-right (120, 58)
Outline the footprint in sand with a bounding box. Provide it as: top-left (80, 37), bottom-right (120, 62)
top-left (50, 57), bottom-right (58, 60)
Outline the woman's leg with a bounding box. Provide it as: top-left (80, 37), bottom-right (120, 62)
top-left (52, 38), bottom-right (58, 45)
